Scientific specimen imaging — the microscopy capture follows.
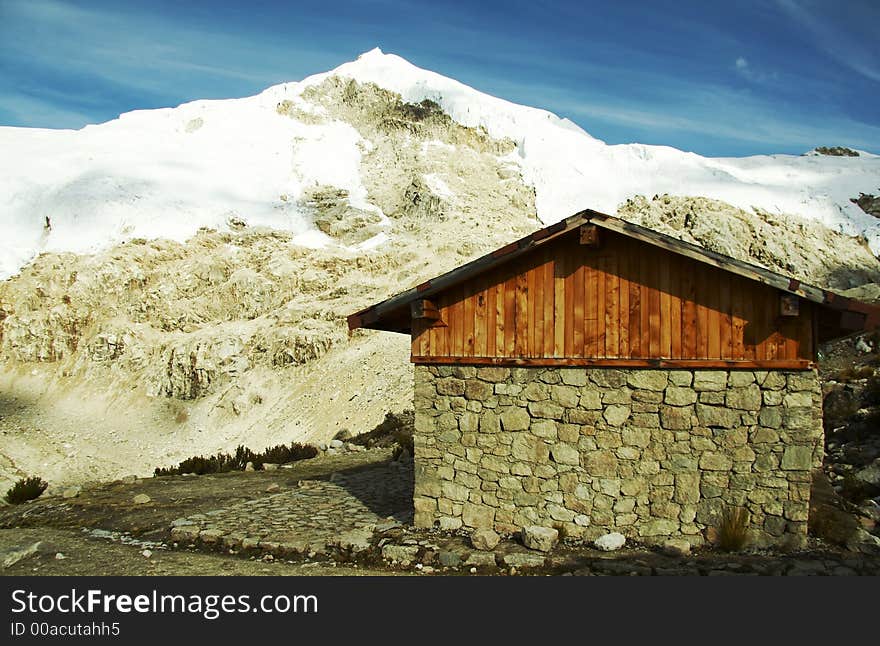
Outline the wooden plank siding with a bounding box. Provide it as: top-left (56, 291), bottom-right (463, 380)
top-left (410, 229), bottom-right (815, 366)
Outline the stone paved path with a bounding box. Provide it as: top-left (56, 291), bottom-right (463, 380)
top-left (170, 460), bottom-right (413, 556)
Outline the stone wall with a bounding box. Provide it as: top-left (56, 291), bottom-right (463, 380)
top-left (412, 365), bottom-right (823, 549)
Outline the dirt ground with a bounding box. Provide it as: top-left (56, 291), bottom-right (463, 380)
top-left (0, 527), bottom-right (401, 576)
top-left (3, 447), bottom-right (879, 576)
top-left (0, 449), bottom-right (409, 576)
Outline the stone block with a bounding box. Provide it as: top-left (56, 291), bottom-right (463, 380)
top-left (531, 419), bottom-right (558, 439)
top-left (693, 371), bottom-right (727, 391)
top-left (578, 390), bottom-right (603, 409)
top-left (627, 371), bottom-right (668, 391)
top-left (511, 434), bottom-right (550, 463)
top-left (695, 403), bottom-right (738, 428)
top-left (665, 386), bottom-right (697, 406)
top-left (523, 382), bottom-right (550, 401)
top-left (604, 404), bottom-right (631, 426)
top-left (728, 371), bottom-right (755, 387)
top-left (550, 443), bottom-right (580, 466)
top-left (500, 407), bottom-right (530, 431)
top-left (528, 400), bottom-right (565, 419)
top-left (699, 452), bottom-right (733, 471)
top-left (726, 384), bottom-right (762, 410)
top-left (437, 378), bottom-right (466, 396)
top-left (560, 369), bottom-right (588, 386)
top-left (470, 528), bottom-right (501, 551)
top-left (781, 445), bottom-right (813, 471)
top-left (660, 405), bottom-right (692, 429)
top-left (551, 385), bottom-right (580, 408)
top-left (462, 503), bottom-right (496, 528)
top-left (465, 380), bottom-right (494, 401)
top-left (477, 367), bottom-right (510, 382)
top-left (521, 525), bottom-right (559, 552)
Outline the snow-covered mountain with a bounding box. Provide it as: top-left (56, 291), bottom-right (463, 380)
top-left (1, 47), bottom-right (879, 280)
top-left (2, 48), bottom-right (880, 490)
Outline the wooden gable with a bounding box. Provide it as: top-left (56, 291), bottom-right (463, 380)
top-left (349, 209), bottom-right (880, 370)
top-left (410, 227), bottom-right (815, 368)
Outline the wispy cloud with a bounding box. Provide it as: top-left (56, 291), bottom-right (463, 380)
top-left (777, 0), bottom-right (880, 83)
top-left (0, 91), bottom-right (95, 129)
top-left (488, 75), bottom-right (880, 153)
top-left (732, 56), bottom-right (778, 85)
top-left (0, 0), bottom-right (338, 126)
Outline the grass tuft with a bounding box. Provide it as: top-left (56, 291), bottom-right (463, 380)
top-left (714, 506), bottom-right (750, 552)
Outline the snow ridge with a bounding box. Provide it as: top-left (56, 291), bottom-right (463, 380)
top-left (1, 48), bottom-right (879, 279)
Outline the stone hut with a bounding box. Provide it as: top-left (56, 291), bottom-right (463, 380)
top-left (348, 209), bottom-right (879, 548)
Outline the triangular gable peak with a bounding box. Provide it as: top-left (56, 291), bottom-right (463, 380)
top-left (348, 209), bottom-right (880, 369)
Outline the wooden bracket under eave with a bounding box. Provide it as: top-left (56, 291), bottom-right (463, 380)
top-left (780, 293), bottom-right (800, 317)
top-left (579, 224), bottom-right (600, 247)
top-left (411, 299), bottom-right (446, 326)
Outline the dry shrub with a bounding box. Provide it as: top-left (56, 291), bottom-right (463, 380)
top-left (350, 410), bottom-right (415, 455)
top-left (154, 442), bottom-right (317, 476)
top-left (715, 507), bottom-right (750, 552)
top-left (5, 476), bottom-right (49, 504)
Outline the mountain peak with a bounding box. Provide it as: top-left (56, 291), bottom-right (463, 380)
top-left (0, 51), bottom-right (879, 281)
top-left (357, 47), bottom-right (385, 59)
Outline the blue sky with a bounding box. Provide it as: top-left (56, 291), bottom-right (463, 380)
top-left (1, 0), bottom-right (878, 156)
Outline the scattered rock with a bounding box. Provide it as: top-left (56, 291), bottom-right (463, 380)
top-left (1, 542), bottom-right (42, 569)
top-left (662, 538), bottom-right (691, 557)
top-left (521, 525), bottom-right (559, 552)
top-left (470, 528), bottom-right (501, 551)
top-left (594, 532), bottom-right (626, 552)
top-left (855, 460), bottom-right (880, 487)
top-left (847, 528), bottom-right (880, 554)
top-left (263, 463), bottom-right (279, 471)
top-left (335, 529), bottom-right (373, 553)
top-left (381, 544), bottom-right (420, 565)
top-left (132, 494), bottom-right (151, 504)
top-left (141, 550), bottom-right (152, 558)
top-left (503, 552), bottom-right (546, 568)
top-left (244, 462), bottom-right (255, 472)
top-left (329, 439), bottom-right (344, 449)
top-left (466, 552), bottom-right (497, 567)
top-left (62, 486), bottom-right (81, 499)
top-left (54, 552), bottom-right (66, 560)
top-left (265, 483), bottom-right (281, 493)
top-left (438, 551), bottom-right (462, 567)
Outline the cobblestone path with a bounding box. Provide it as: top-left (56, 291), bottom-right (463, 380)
top-left (170, 460), bottom-right (413, 555)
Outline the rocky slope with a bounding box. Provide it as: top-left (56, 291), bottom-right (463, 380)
top-left (0, 77), bottom-right (540, 490)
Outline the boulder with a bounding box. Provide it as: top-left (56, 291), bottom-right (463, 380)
top-left (62, 486), bottom-right (81, 499)
top-left (594, 532), bottom-right (626, 551)
top-left (522, 525), bottom-right (559, 552)
top-left (662, 538), bottom-right (691, 557)
top-left (470, 528), bottom-right (501, 551)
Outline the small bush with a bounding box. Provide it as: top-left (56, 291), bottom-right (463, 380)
top-left (863, 376), bottom-right (880, 406)
top-left (392, 427), bottom-right (414, 461)
top-left (714, 507), bottom-right (750, 552)
top-left (350, 410), bottom-right (415, 449)
top-left (5, 476), bottom-right (48, 504)
top-left (836, 366), bottom-right (873, 382)
top-left (154, 442), bottom-right (317, 476)
top-left (173, 407), bottom-right (189, 424)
